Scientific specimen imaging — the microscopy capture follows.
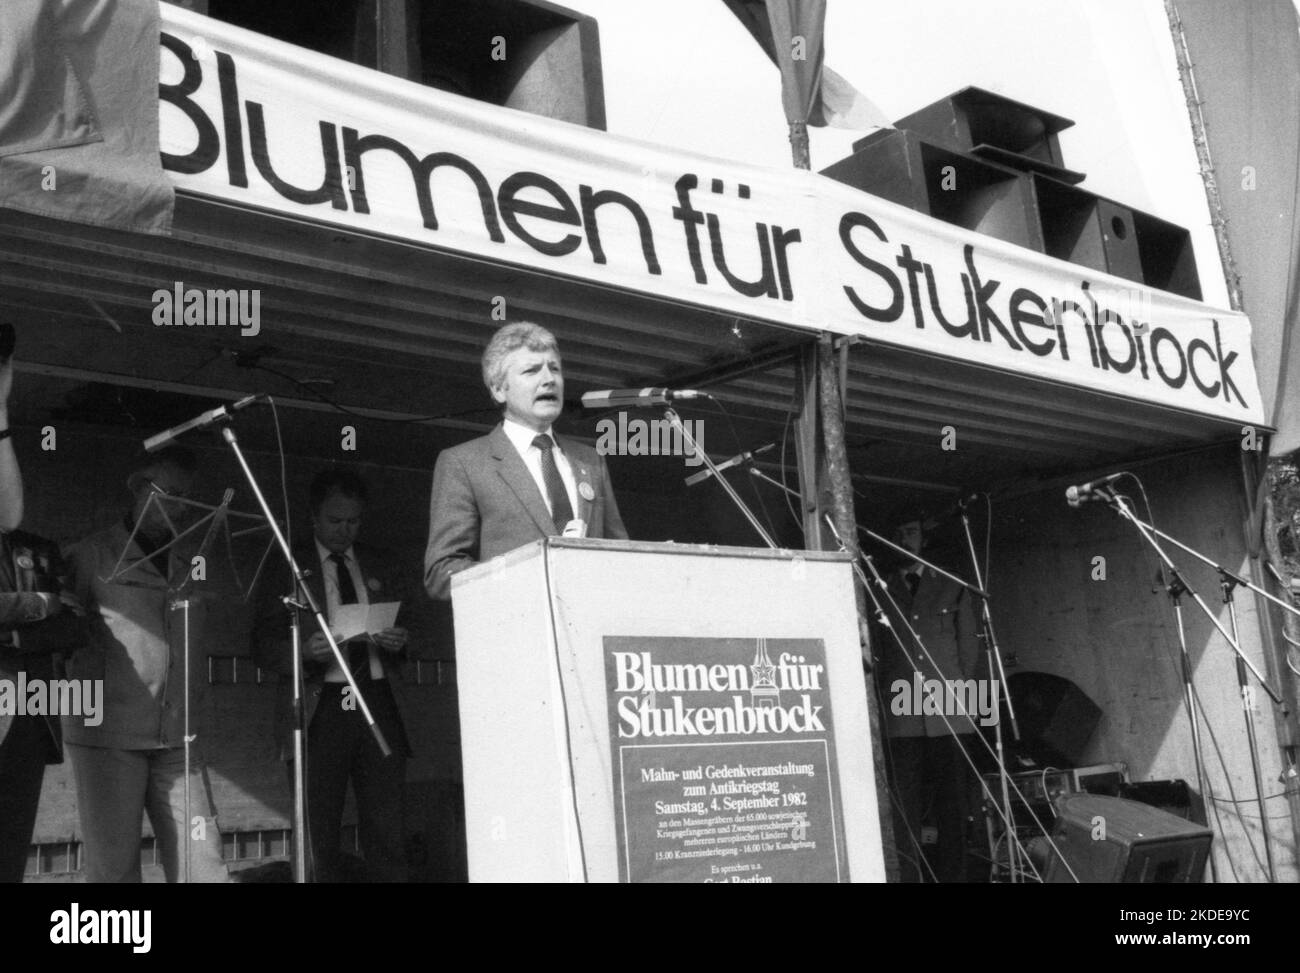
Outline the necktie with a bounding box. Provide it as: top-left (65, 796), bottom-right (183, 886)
top-left (330, 552), bottom-right (358, 605)
top-left (906, 570), bottom-right (921, 599)
top-left (532, 434), bottom-right (574, 533)
top-left (329, 552), bottom-right (366, 674)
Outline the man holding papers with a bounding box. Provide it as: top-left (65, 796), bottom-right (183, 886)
top-left (253, 466), bottom-right (413, 882)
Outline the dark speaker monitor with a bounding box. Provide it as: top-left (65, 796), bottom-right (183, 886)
top-left (1001, 671), bottom-right (1102, 767)
top-left (1121, 778), bottom-right (1205, 825)
top-left (1043, 794), bottom-right (1212, 883)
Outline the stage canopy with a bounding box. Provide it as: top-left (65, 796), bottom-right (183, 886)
top-left (0, 3), bottom-right (1268, 501)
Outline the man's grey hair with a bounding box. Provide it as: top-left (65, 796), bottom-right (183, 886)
top-left (481, 321), bottom-right (560, 393)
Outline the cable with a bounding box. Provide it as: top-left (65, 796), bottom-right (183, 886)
top-left (841, 525), bottom-right (1067, 880)
top-left (1209, 788), bottom-right (1300, 804)
top-left (1189, 675), bottom-right (1260, 879)
top-left (871, 670), bottom-right (940, 883)
top-left (983, 494), bottom-right (993, 595)
top-left (268, 398), bottom-right (291, 555)
top-left (701, 395), bottom-right (782, 542)
top-left (778, 388), bottom-right (803, 535)
top-left (1041, 767), bottom-right (1059, 818)
top-left (1119, 475), bottom-right (1261, 880)
top-left (245, 361), bottom-right (501, 425)
top-left (266, 397), bottom-right (317, 879)
top-left (174, 348), bottom-right (224, 386)
top-left (541, 546), bottom-right (589, 881)
top-left (1133, 475), bottom-right (1262, 878)
top-left (871, 579), bottom-right (1059, 881)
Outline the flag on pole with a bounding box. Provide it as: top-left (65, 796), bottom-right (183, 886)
top-left (723, 0), bottom-right (892, 130)
top-left (0, 0), bottom-right (173, 234)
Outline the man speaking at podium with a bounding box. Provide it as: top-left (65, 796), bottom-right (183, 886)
top-left (424, 321), bottom-right (627, 601)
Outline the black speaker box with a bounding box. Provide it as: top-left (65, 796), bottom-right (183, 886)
top-left (1032, 175), bottom-right (1142, 282)
top-left (1120, 779), bottom-right (1205, 825)
top-left (822, 129), bottom-right (1044, 252)
top-left (881, 86), bottom-right (1075, 174)
top-left (1002, 671), bottom-right (1102, 767)
top-left (205, 0), bottom-right (607, 130)
top-left (418, 0), bottom-right (605, 129)
top-left (1030, 175), bottom-right (1201, 299)
top-left (826, 86), bottom-right (1202, 299)
top-left (1043, 793), bottom-right (1212, 883)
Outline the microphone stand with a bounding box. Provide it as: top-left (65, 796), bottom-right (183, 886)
top-left (823, 515), bottom-right (1074, 882)
top-left (1219, 570), bottom-right (1276, 882)
top-left (955, 497), bottom-right (1023, 881)
top-left (175, 489), bottom-right (232, 884)
top-left (686, 447), bottom-right (799, 502)
top-left (1113, 507), bottom-right (1300, 655)
top-left (857, 527), bottom-right (988, 601)
top-left (282, 590), bottom-right (308, 883)
top-left (216, 422), bottom-right (392, 885)
top-left (1090, 488), bottom-right (1237, 882)
top-left (104, 486), bottom-right (269, 882)
top-left (1086, 490), bottom-right (1290, 883)
top-left (1163, 567), bottom-right (1217, 883)
top-left (666, 407), bottom-right (777, 549)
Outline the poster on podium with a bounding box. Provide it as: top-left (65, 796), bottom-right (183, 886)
top-left (606, 635), bottom-right (849, 883)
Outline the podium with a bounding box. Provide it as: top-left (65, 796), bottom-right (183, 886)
top-left (451, 537), bottom-right (885, 883)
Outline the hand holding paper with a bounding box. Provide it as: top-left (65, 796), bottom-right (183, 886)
top-left (331, 601), bottom-right (401, 642)
top-left (372, 627), bottom-right (408, 653)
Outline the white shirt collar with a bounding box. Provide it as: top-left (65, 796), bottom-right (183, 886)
top-left (502, 416), bottom-right (558, 455)
top-left (314, 537), bottom-right (355, 565)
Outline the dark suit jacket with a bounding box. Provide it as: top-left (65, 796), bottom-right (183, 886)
top-left (879, 568), bottom-right (983, 738)
top-left (252, 540), bottom-right (415, 761)
top-left (423, 424), bottom-right (628, 601)
top-left (0, 530), bottom-right (84, 762)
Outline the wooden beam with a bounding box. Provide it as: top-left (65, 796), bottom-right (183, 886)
top-left (376, 0), bottom-right (421, 81)
top-left (794, 344), bottom-right (823, 550)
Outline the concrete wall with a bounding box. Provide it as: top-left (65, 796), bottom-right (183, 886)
top-left (989, 445), bottom-right (1298, 882)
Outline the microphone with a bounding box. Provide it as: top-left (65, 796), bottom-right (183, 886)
top-left (684, 443), bottom-right (775, 487)
top-left (143, 394), bottom-right (265, 453)
top-left (580, 388), bottom-right (706, 409)
top-left (1065, 472), bottom-right (1125, 507)
top-left (932, 491), bottom-right (982, 522)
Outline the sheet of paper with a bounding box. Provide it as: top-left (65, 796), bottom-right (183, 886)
top-left (365, 600), bottom-right (400, 634)
top-left (332, 601), bottom-right (401, 641)
top-left (332, 604), bottom-right (370, 642)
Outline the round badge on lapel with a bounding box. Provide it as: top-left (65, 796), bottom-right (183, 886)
top-left (578, 482), bottom-right (595, 502)
top-left (366, 577), bottom-right (382, 592)
top-left (15, 554), bottom-right (34, 570)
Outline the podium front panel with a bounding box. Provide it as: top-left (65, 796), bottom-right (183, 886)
top-left (452, 539), bottom-right (885, 882)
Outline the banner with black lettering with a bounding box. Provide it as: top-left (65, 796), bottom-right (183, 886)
top-left (157, 6), bottom-right (1264, 426)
